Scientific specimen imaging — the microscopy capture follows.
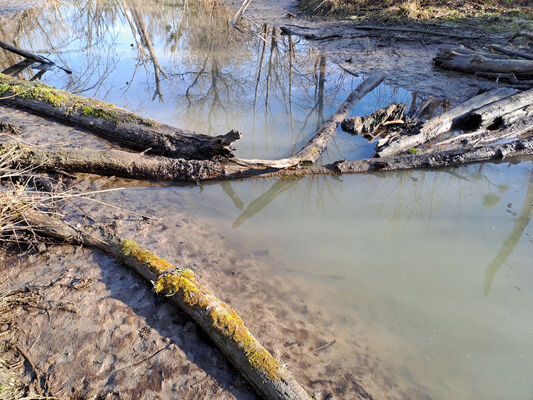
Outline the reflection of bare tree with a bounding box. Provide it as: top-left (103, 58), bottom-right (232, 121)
top-left (484, 165), bottom-right (533, 295)
top-left (220, 181), bottom-right (244, 210)
top-left (233, 178), bottom-right (300, 228)
top-left (127, 1), bottom-right (167, 101)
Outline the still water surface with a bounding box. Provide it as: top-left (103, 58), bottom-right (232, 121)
top-left (1, 0), bottom-right (532, 398)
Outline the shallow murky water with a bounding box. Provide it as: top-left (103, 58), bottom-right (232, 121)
top-left (1, 1), bottom-right (532, 399)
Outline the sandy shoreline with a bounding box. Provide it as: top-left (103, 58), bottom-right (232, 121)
top-left (0, 104), bottom-right (423, 399)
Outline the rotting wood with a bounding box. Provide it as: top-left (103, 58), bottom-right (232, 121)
top-left (0, 74), bottom-right (241, 159)
top-left (341, 103), bottom-right (406, 138)
top-left (427, 105), bottom-right (533, 149)
top-left (376, 87), bottom-right (518, 157)
top-left (451, 88), bottom-right (533, 131)
top-left (434, 49), bottom-right (533, 78)
top-left (14, 209), bottom-right (314, 400)
top-left (233, 73), bottom-right (385, 168)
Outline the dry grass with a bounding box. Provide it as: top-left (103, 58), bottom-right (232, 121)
top-left (300, 0), bottom-right (532, 23)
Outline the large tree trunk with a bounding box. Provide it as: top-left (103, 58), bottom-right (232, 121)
top-left (19, 210), bottom-right (312, 400)
top-left (0, 74), bottom-right (241, 159)
top-left (376, 87), bottom-right (518, 157)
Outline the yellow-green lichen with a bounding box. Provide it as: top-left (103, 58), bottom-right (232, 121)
top-left (120, 239), bottom-right (174, 274)
top-left (153, 272), bottom-right (210, 308)
top-left (209, 306), bottom-right (281, 380)
top-left (153, 269), bottom-right (281, 380)
top-left (0, 74), bottom-right (151, 126)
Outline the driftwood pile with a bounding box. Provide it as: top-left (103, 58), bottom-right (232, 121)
top-left (1, 75), bottom-right (533, 181)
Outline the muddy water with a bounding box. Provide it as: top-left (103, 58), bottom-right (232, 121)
top-left (1, 0), bottom-right (533, 399)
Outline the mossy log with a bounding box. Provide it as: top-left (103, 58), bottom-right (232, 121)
top-left (0, 74), bottom-right (241, 159)
top-left (376, 87), bottom-right (518, 157)
top-left (21, 210), bottom-right (313, 400)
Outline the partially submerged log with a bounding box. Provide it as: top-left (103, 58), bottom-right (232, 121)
top-left (4, 134), bottom-right (533, 182)
top-left (434, 48), bottom-right (533, 79)
top-left (234, 73), bottom-right (385, 168)
top-left (333, 136), bottom-right (533, 174)
top-left (0, 142), bottom-right (225, 182)
top-left (0, 74), bottom-right (241, 159)
top-left (341, 103), bottom-right (406, 139)
top-left (19, 210), bottom-right (312, 400)
top-left (376, 87), bottom-right (518, 157)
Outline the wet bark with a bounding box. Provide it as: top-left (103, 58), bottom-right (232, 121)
top-left (0, 74), bottom-right (241, 159)
top-left (20, 210), bottom-right (313, 400)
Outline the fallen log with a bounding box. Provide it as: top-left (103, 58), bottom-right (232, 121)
top-left (511, 31), bottom-right (533, 41)
top-left (451, 88), bottom-right (533, 131)
top-left (333, 136), bottom-right (533, 174)
top-left (432, 106), bottom-right (533, 149)
top-left (17, 209), bottom-right (312, 400)
top-left (434, 48), bottom-right (533, 77)
top-left (4, 134), bottom-right (533, 182)
top-left (376, 87), bottom-right (518, 157)
top-left (0, 142), bottom-right (226, 182)
top-left (234, 73), bottom-right (385, 168)
top-left (0, 74), bottom-right (241, 159)
top-left (341, 103), bottom-right (406, 138)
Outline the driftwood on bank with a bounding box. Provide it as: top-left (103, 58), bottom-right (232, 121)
top-left (434, 48), bottom-right (533, 80)
top-left (0, 74), bottom-right (240, 159)
top-left (16, 209), bottom-right (311, 400)
top-left (376, 87), bottom-right (518, 157)
top-left (350, 25), bottom-right (481, 40)
top-left (234, 73), bottom-right (385, 168)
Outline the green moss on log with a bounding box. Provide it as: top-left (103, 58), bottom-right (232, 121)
top-left (154, 270), bottom-right (281, 380)
top-left (0, 74), bottom-right (156, 127)
top-left (120, 239), bottom-right (174, 274)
